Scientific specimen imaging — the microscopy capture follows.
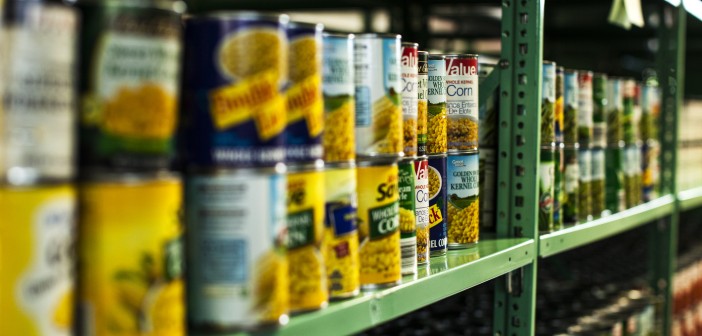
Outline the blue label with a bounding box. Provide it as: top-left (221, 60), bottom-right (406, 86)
top-left (382, 37), bottom-right (400, 94)
top-left (428, 155), bottom-right (447, 253)
top-left (326, 202), bottom-right (357, 236)
top-left (202, 238), bottom-right (247, 284)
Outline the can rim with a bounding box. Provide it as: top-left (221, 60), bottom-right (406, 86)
top-left (443, 53), bottom-right (479, 59)
top-left (324, 161), bottom-right (356, 170)
top-left (427, 153), bottom-right (448, 158)
top-left (355, 33), bottom-right (401, 39)
top-left (418, 50), bottom-right (429, 55)
top-left (72, 0), bottom-right (186, 13)
top-left (323, 32), bottom-right (354, 39)
top-left (185, 163), bottom-right (287, 175)
top-left (288, 21), bottom-right (324, 31)
top-left (81, 170), bottom-right (181, 183)
top-left (543, 60), bottom-right (556, 65)
top-left (564, 68), bottom-right (578, 74)
top-left (557, 66), bottom-right (565, 71)
top-left (428, 54), bottom-right (446, 60)
top-left (402, 42), bottom-right (419, 47)
top-left (287, 159), bottom-right (325, 172)
top-left (356, 158), bottom-right (399, 167)
top-left (447, 150), bottom-right (479, 155)
top-left (185, 11), bottom-right (289, 24)
top-left (577, 70), bottom-right (594, 76)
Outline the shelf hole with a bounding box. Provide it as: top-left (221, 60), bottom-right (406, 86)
top-left (518, 74), bottom-right (527, 85)
top-left (521, 29), bottom-right (527, 37)
top-left (503, 31), bottom-right (510, 38)
top-left (500, 181), bottom-right (506, 188)
top-left (497, 301), bottom-right (504, 308)
top-left (501, 121), bottom-right (508, 128)
top-left (518, 121), bottom-right (524, 129)
top-left (515, 213), bottom-right (521, 220)
top-left (517, 105), bottom-right (525, 116)
top-left (516, 135), bottom-right (525, 146)
top-left (519, 43), bottom-right (528, 55)
top-left (503, 0), bottom-right (510, 8)
top-left (525, 251), bottom-right (528, 255)
top-left (515, 196), bottom-right (524, 207)
top-left (521, 0), bottom-right (527, 6)
top-left (520, 13), bottom-right (528, 24)
top-left (502, 90), bottom-right (509, 97)
top-left (518, 91), bottom-right (525, 98)
top-left (519, 60), bottom-right (525, 68)
top-left (516, 183), bottom-right (522, 190)
top-left (517, 152), bottom-right (523, 159)
top-left (512, 303), bottom-right (519, 310)
top-left (499, 211), bottom-right (506, 219)
top-left (509, 257), bottom-right (513, 262)
top-left (515, 165), bottom-right (525, 177)
top-left (501, 151), bottom-right (507, 158)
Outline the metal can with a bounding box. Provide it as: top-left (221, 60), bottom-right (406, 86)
top-left (323, 163), bottom-right (360, 300)
top-left (578, 146), bottom-right (592, 223)
top-left (577, 71), bottom-right (594, 147)
top-left (592, 74), bottom-right (608, 148)
top-left (79, 175), bottom-right (184, 336)
top-left (641, 82), bottom-right (660, 142)
top-left (428, 154), bottom-right (447, 256)
top-left (78, 1), bottom-right (184, 171)
top-left (427, 55), bottom-right (447, 154)
top-left (181, 13), bottom-right (288, 168)
top-left (417, 51), bottom-right (429, 156)
top-left (401, 43), bottom-right (419, 157)
top-left (591, 147), bottom-right (606, 218)
top-left (641, 139), bottom-right (660, 202)
top-left (446, 151), bottom-right (479, 248)
top-left (623, 143), bottom-right (641, 208)
top-left (479, 62), bottom-right (498, 148)
top-left (322, 33), bottom-right (356, 163)
top-left (0, 185), bottom-right (76, 336)
top-left (398, 158), bottom-right (417, 275)
top-left (0, 2), bottom-right (78, 185)
top-left (444, 54), bottom-right (479, 151)
top-left (185, 167), bottom-right (288, 331)
top-left (539, 145), bottom-right (556, 232)
top-left (354, 34), bottom-right (403, 158)
top-left (555, 66), bottom-right (565, 143)
top-left (414, 156), bottom-right (430, 265)
top-left (542, 61), bottom-right (556, 145)
top-left (553, 142), bottom-right (565, 230)
top-left (607, 78), bottom-right (623, 145)
top-left (605, 144), bottom-right (625, 213)
top-left (285, 22), bottom-right (324, 164)
top-left (479, 147), bottom-right (497, 233)
top-left (564, 69), bottom-right (579, 145)
top-left (622, 79), bottom-right (637, 145)
top-left (356, 160), bottom-right (401, 289)
top-left (563, 144), bottom-right (579, 225)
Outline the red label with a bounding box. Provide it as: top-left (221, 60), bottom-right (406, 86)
top-left (401, 45), bottom-right (418, 68)
top-left (445, 57), bottom-right (478, 76)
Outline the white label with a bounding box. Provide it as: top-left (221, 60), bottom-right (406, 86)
top-left (401, 237), bottom-right (417, 275)
top-left (445, 58), bottom-right (478, 119)
top-left (542, 63), bottom-right (556, 102)
top-left (323, 36), bottom-right (354, 97)
top-left (565, 162), bottom-right (580, 193)
top-left (401, 47), bottom-right (418, 119)
top-left (427, 59), bottom-right (446, 105)
top-left (540, 159), bottom-right (555, 191)
top-left (591, 149), bottom-right (605, 180)
top-left (578, 78), bottom-right (593, 128)
top-left (578, 149), bottom-right (592, 183)
top-left (623, 146), bottom-right (639, 176)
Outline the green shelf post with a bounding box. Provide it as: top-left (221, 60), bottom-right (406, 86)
top-left (493, 0), bottom-right (543, 335)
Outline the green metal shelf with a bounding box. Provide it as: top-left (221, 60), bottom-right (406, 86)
top-left (226, 238), bottom-right (533, 336)
top-left (678, 186), bottom-right (702, 211)
top-left (539, 195), bottom-right (676, 258)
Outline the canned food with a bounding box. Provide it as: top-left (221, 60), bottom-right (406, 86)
top-left (542, 61), bottom-right (556, 145)
top-left (398, 158), bottom-right (417, 275)
top-left (555, 66), bottom-right (565, 143)
top-left (446, 152), bottom-right (479, 248)
top-left (641, 140), bottom-right (660, 202)
top-left (285, 22), bottom-right (324, 163)
top-left (354, 34), bottom-right (403, 158)
top-left (622, 79), bottom-right (637, 145)
top-left (563, 145), bottom-right (579, 225)
top-left (592, 74), bottom-right (608, 148)
top-left (605, 144), bottom-right (625, 213)
top-left (444, 54), bottom-right (479, 151)
top-left (356, 161), bottom-right (401, 289)
top-left (0, 185), bottom-right (76, 336)
top-left (181, 13), bottom-right (288, 167)
top-left (578, 146), bottom-right (592, 222)
top-left (641, 83), bottom-right (660, 142)
top-left (286, 164), bottom-right (327, 312)
top-left (591, 147), bottom-right (606, 218)
top-left (564, 69), bottom-right (579, 145)
top-left (539, 145), bottom-right (555, 232)
top-left (185, 168), bottom-right (287, 331)
top-left (323, 163), bottom-right (360, 299)
top-left (417, 51), bottom-right (429, 156)
top-left (0, 2), bottom-right (78, 185)
top-left (78, 1), bottom-right (183, 171)
top-left (427, 55), bottom-right (447, 154)
top-left (577, 71), bottom-right (594, 146)
top-left (428, 154), bottom-right (447, 256)
top-left (479, 148), bottom-right (497, 233)
top-left (479, 63), bottom-right (498, 148)
top-left (413, 157), bottom-right (430, 264)
top-left (553, 142), bottom-right (564, 230)
top-left (623, 144), bottom-right (641, 208)
top-left (322, 33), bottom-right (356, 163)
top-left (401, 43), bottom-right (419, 157)
top-left (79, 176), bottom-right (184, 335)
top-left (607, 78), bottom-right (623, 145)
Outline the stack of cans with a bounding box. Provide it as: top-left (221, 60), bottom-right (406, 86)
top-left (0, 1), bottom-right (79, 334)
top-left (577, 70), bottom-right (594, 223)
top-left (479, 62), bottom-right (499, 234)
top-left (623, 79), bottom-right (643, 208)
top-left (591, 74), bottom-right (607, 218)
top-left (554, 66), bottom-right (565, 230)
top-left (539, 61), bottom-right (557, 232)
top-left (75, 2), bottom-right (187, 335)
top-left (563, 69), bottom-right (580, 225)
top-left (605, 78), bottom-right (626, 214)
top-left (640, 79), bottom-right (661, 203)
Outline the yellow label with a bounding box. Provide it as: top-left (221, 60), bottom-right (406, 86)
top-left (287, 75), bottom-right (323, 137)
top-left (102, 84), bottom-right (177, 139)
top-left (428, 204), bottom-right (444, 229)
top-left (555, 96), bottom-right (564, 134)
top-left (79, 179), bottom-right (184, 336)
top-left (0, 185), bottom-right (76, 336)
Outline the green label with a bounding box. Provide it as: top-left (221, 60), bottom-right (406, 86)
top-left (368, 202), bottom-right (399, 239)
top-left (428, 103), bottom-right (445, 117)
top-left (398, 162), bottom-right (416, 211)
top-left (287, 209), bottom-right (315, 249)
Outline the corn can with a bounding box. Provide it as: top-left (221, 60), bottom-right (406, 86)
top-left (322, 33), bottom-right (355, 163)
top-left (641, 82), bottom-right (660, 142)
top-left (607, 78), bottom-right (623, 145)
top-left (185, 167), bottom-right (287, 331)
top-left (555, 66), bottom-right (565, 143)
top-left (446, 152), bottom-right (479, 248)
top-left (577, 71), bottom-right (593, 147)
top-left (0, 185), bottom-right (76, 336)
top-left (592, 74), bottom-right (608, 148)
top-left (479, 62), bottom-right (498, 148)
top-left (591, 147), bottom-right (606, 218)
top-left (428, 154), bottom-right (447, 256)
top-left (323, 163), bottom-right (360, 299)
top-left (479, 148), bottom-right (497, 233)
top-left (444, 54), bottom-right (479, 151)
top-left (622, 79), bottom-right (637, 145)
top-left (605, 144), bottom-right (625, 213)
top-left (354, 34), bottom-right (403, 158)
top-left (641, 140), bottom-right (659, 202)
top-left (413, 157), bottom-right (430, 264)
top-left (181, 13), bottom-right (288, 168)
top-left (401, 43), bottom-right (419, 157)
top-left (539, 145), bottom-right (555, 232)
top-left (427, 55), bottom-right (447, 154)
top-left (0, 2), bottom-right (78, 185)
top-left (563, 145), bottom-right (579, 225)
top-left (417, 51), bottom-right (429, 156)
top-left (77, 1), bottom-right (183, 171)
top-left (541, 61), bottom-right (556, 145)
top-left (397, 158), bottom-right (417, 275)
top-left (285, 22), bottom-right (324, 164)
top-left (623, 144), bottom-right (642, 208)
top-left (286, 163), bottom-right (327, 312)
top-left (356, 160), bottom-right (401, 289)
top-left (578, 146), bottom-right (592, 223)
top-left (79, 176), bottom-right (184, 336)
top-left (563, 69), bottom-right (579, 145)
top-left (553, 142), bottom-right (564, 230)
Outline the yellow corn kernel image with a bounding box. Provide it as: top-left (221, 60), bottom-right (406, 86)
top-left (403, 118), bottom-right (418, 156)
top-left (417, 100), bottom-right (428, 136)
top-left (324, 228), bottom-right (360, 298)
top-left (102, 84), bottom-right (176, 140)
top-left (219, 29), bottom-right (286, 80)
top-left (399, 207), bottom-right (416, 233)
top-left (288, 245), bottom-right (328, 312)
top-left (447, 118), bottom-right (478, 150)
top-left (289, 37), bottom-right (320, 84)
top-left (53, 290), bottom-right (74, 330)
top-left (429, 168), bottom-right (441, 199)
top-left (146, 280), bottom-right (185, 336)
top-left (428, 109), bottom-right (447, 154)
top-left (253, 251), bottom-right (289, 323)
top-left (323, 101), bottom-right (355, 162)
top-left (359, 231), bottom-right (401, 285)
top-left (371, 96), bottom-right (403, 154)
top-left (447, 200), bottom-right (480, 244)
top-left (416, 226), bottom-right (429, 264)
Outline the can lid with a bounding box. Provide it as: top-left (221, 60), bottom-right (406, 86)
top-left (402, 42), bottom-right (419, 47)
top-left (577, 69), bottom-right (594, 76)
top-left (81, 170), bottom-right (181, 184)
top-left (593, 72), bottom-right (608, 78)
top-left (355, 33), bottom-right (401, 39)
top-left (443, 53), bottom-right (479, 59)
top-left (186, 11), bottom-right (289, 24)
top-left (543, 60), bottom-right (556, 65)
top-left (287, 159), bottom-right (325, 172)
top-left (323, 32), bottom-right (355, 39)
top-left (418, 50), bottom-right (429, 56)
top-left (72, 0), bottom-right (186, 13)
top-left (288, 21), bottom-right (324, 31)
top-left (564, 68), bottom-right (578, 74)
top-left (557, 66), bottom-right (565, 72)
top-left (427, 153), bottom-right (448, 158)
top-left (324, 160), bottom-right (356, 170)
top-left (428, 54), bottom-right (446, 60)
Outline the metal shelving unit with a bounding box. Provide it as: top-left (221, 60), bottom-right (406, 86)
top-left (678, 186), bottom-right (702, 211)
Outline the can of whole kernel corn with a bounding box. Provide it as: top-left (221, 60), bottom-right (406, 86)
top-left (446, 151), bottom-right (480, 249)
top-left (578, 146), bottom-right (592, 222)
top-left (577, 70), bottom-right (594, 147)
top-left (427, 55), bottom-right (447, 155)
top-left (323, 162), bottom-right (360, 299)
top-left (417, 51), bottom-right (429, 156)
top-left (185, 167), bottom-right (288, 331)
top-left (556, 66), bottom-right (565, 143)
top-left (479, 62), bottom-right (498, 149)
top-left (563, 69), bottom-right (579, 145)
top-left (593, 73), bottom-right (608, 148)
top-left (428, 154), bottom-right (448, 256)
top-left (398, 158), bottom-right (417, 275)
top-left (0, 2), bottom-right (78, 185)
top-left (607, 78), bottom-right (624, 145)
top-left (181, 13), bottom-right (288, 168)
top-left (623, 143), bottom-right (642, 208)
top-left (414, 156), bottom-right (430, 265)
top-left (79, 174), bottom-right (184, 336)
top-left (554, 143), bottom-right (565, 230)
top-left (0, 185), bottom-right (76, 336)
top-left (77, 1), bottom-right (184, 171)
top-left (401, 43), bottom-right (419, 157)
top-left (479, 148), bottom-right (497, 233)
top-left (563, 144), bottom-right (579, 225)
top-left (444, 54), bottom-right (479, 152)
top-left (354, 34), bottom-right (403, 158)
top-left (539, 145), bottom-right (556, 232)
top-left (542, 61), bottom-right (556, 146)
top-left (591, 147), bottom-right (606, 218)
top-left (286, 22), bottom-right (324, 164)
top-left (356, 160), bottom-right (401, 289)
top-left (322, 33), bottom-right (356, 163)
top-left (622, 79), bottom-right (637, 145)
top-left (605, 144), bottom-right (625, 213)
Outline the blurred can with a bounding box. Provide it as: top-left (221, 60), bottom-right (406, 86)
top-left (641, 82), bottom-right (660, 142)
top-left (0, 2), bottom-right (78, 185)
top-left (623, 79), bottom-right (637, 145)
top-left (479, 62), bottom-right (498, 148)
top-left (641, 140), bottom-right (660, 202)
top-left (285, 22), bottom-right (324, 164)
top-left (623, 144), bottom-right (642, 208)
top-left (428, 154), bottom-right (448, 256)
top-left (398, 158), bottom-right (417, 275)
top-left (592, 73), bottom-right (608, 148)
top-left (322, 33), bottom-right (356, 163)
top-left (563, 69), bottom-right (579, 145)
top-left (541, 61), bottom-right (556, 145)
top-left (446, 151), bottom-right (479, 248)
top-left (0, 185), bottom-right (76, 336)
top-left (417, 51), bottom-right (429, 156)
top-left (401, 43), bottom-right (419, 157)
top-left (607, 78), bottom-right (623, 145)
top-left (185, 167), bottom-right (288, 331)
top-left (427, 55), bottom-right (447, 154)
top-left (605, 144), bottom-right (625, 213)
top-left (554, 142), bottom-right (565, 230)
top-left (539, 145), bottom-right (556, 232)
top-left (555, 66), bottom-right (565, 143)
top-left (78, 1), bottom-right (184, 171)
top-left (414, 156), bottom-right (430, 264)
top-left (354, 34), bottom-right (403, 158)
top-left (563, 144), bottom-right (579, 225)
top-left (591, 147), bottom-right (606, 218)
top-left (577, 71), bottom-right (594, 147)
top-left (479, 148), bottom-right (497, 233)
top-left (578, 146), bottom-right (592, 222)
top-left (444, 54), bottom-right (479, 151)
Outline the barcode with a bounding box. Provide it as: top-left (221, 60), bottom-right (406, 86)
top-left (401, 237), bottom-right (417, 273)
